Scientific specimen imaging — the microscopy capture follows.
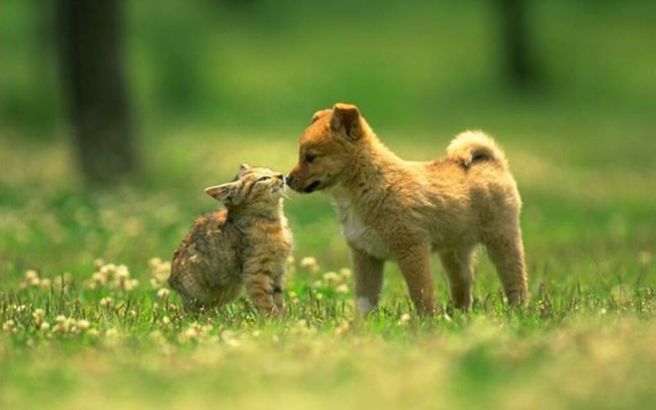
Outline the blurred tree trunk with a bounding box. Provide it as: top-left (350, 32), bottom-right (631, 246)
top-left (55, 0), bottom-right (137, 184)
top-left (496, 0), bottom-right (538, 88)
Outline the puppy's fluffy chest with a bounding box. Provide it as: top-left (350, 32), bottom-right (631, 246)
top-left (330, 187), bottom-right (388, 259)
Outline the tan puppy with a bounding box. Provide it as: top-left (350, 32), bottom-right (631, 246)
top-left (287, 103), bottom-right (528, 314)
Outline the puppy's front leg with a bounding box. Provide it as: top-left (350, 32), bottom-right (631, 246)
top-left (396, 245), bottom-right (436, 315)
top-left (350, 245), bottom-right (384, 314)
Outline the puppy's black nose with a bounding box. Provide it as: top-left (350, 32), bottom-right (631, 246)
top-left (285, 176), bottom-right (293, 186)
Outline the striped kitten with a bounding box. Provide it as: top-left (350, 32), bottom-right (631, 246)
top-left (169, 164), bottom-right (293, 314)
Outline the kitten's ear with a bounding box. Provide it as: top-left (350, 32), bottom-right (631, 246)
top-left (330, 103), bottom-right (362, 141)
top-left (311, 109), bottom-right (331, 124)
top-left (239, 164), bottom-right (251, 173)
top-left (205, 182), bottom-right (239, 204)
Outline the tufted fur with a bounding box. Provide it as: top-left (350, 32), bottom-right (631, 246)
top-left (169, 165), bottom-right (293, 314)
top-left (287, 103), bottom-right (528, 314)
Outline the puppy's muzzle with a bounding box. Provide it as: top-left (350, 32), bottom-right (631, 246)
top-left (303, 181), bottom-right (321, 193)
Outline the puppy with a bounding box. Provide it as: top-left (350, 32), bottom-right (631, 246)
top-left (287, 103), bottom-right (528, 314)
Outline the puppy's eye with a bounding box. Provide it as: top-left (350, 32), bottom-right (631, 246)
top-left (305, 154), bottom-right (317, 164)
top-left (257, 176), bottom-right (271, 182)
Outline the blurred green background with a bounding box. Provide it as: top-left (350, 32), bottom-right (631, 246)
top-left (1, 0), bottom-right (655, 294)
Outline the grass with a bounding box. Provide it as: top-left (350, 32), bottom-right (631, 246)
top-left (2, 1), bottom-right (656, 408)
top-left (1, 119), bottom-right (655, 409)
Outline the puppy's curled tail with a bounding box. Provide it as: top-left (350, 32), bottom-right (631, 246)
top-left (447, 130), bottom-right (508, 170)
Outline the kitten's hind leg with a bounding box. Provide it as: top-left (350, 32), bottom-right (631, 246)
top-left (272, 271), bottom-right (286, 313)
top-left (244, 271), bottom-right (277, 315)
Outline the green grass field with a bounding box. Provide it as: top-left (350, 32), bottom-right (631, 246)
top-left (2, 1), bottom-right (656, 409)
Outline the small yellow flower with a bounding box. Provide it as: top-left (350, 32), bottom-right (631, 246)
top-left (399, 313), bottom-right (412, 325)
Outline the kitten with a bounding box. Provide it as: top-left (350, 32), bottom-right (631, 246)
top-left (168, 164), bottom-right (293, 314)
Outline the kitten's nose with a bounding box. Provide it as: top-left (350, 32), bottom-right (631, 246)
top-left (285, 176), bottom-right (293, 186)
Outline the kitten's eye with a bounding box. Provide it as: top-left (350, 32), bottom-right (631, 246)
top-left (305, 154), bottom-right (317, 164)
top-left (257, 176), bottom-right (271, 182)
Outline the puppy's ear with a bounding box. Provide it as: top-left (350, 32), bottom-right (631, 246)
top-left (205, 182), bottom-right (239, 204)
top-left (311, 109), bottom-right (331, 124)
top-left (330, 103), bottom-right (362, 140)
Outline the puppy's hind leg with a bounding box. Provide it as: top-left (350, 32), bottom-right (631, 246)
top-left (439, 246), bottom-right (475, 311)
top-left (483, 227), bottom-right (528, 306)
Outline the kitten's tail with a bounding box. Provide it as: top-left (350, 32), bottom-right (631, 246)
top-left (446, 130), bottom-right (508, 170)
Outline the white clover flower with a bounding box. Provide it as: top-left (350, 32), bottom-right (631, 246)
top-left (339, 268), bottom-right (352, 279)
top-left (399, 313), bottom-right (412, 325)
top-left (322, 271), bottom-right (340, 285)
top-left (335, 284), bottom-right (349, 294)
top-left (77, 319), bottom-right (90, 331)
top-left (40, 322), bottom-right (50, 331)
top-left (149, 258), bottom-right (172, 289)
top-left (92, 271), bottom-right (107, 284)
top-left (99, 297), bottom-right (113, 307)
top-left (157, 288), bottom-right (170, 298)
top-left (115, 264), bottom-right (130, 279)
top-left (25, 270), bottom-right (39, 281)
top-left (289, 319), bottom-right (315, 336)
top-left (105, 328), bottom-right (120, 339)
top-left (220, 330), bottom-right (241, 347)
top-left (150, 330), bottom-right (165, 344)
top-left (32, 308), bottom-right (46, 324)
top-left (161, 316), bottom-right (171, 326)
top-left (148, 257), bottom-right (162, 269)
top-left (54, 316), bottom-right (72, 333)
top-left (122, 278), bottom-right (139, 292)
top-left (39, 278), bottom-right (51, 290)
top-left (2, 320), bottom-right (16, 332)
top-left (335, 321), bottom-right (351, 336)
top-left (178, 323), bottom-right (202, 343)
top-left (300, 256), bottom-right (320, 273)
